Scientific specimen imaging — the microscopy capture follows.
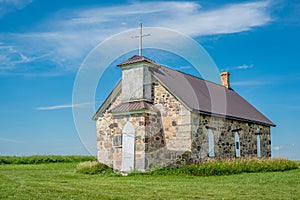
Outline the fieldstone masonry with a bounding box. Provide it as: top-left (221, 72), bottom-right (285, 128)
top-left (190, 114), bottom-right (271, 163)
top-left (94, 56), bottom-right (275, 171)
top-left (96, 77), bottom-right (271, 171)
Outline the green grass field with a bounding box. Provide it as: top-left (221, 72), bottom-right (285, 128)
top-left (0, 162), bottom-right (299, 199)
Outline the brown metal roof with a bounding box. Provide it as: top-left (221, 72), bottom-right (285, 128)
top-left (109, 101), bottom-right (156, 113)
top-left (151, 65), bottom-right (275, 126)
top-left (94, 55), bottom-right (275, 126)
top-left (117, 55), bottom-right (157, 66)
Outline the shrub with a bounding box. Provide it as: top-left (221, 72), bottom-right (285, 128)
top-left (76, 161), bottom-right (113, 175)
top-left (0, 155), bottom-right (96, 165)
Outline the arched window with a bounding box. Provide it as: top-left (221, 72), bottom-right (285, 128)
top-left (208, 130), bottom-right (214, 157)
top-left (257, 135), bottom-right (261, 158)
top-left (235, 132), bottom-right (241, 157)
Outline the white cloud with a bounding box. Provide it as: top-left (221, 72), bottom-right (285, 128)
top-left (52, 1), bottom-right (271, 36)
top-left (0, 1), bottom-right (273, 76)
top-left (221, 64), bottom-right (254, 71)
top-left (237, 64), bottom-right (254, 69)
top-left (272, 145), bottom-right (282, 151)
top-left (0, 44), bottom-right (49, 66)
top-left (36, 104), bottom-right (74, 110)
top-left (287, 105), bottom-right (300, 109)
top-left (231, 79), bottom-right (272, 86)
top-left (0, 137), bottom-right (24, 144)
top-left (36, 103), bottom-right (87, 111)
top-left (231, 72), bottom-right (300, 87)
top-left (35, 101), bottom-right (102, 110)
top-left (272, 143), bottom-right (300, 160)
top-left (174, 66), bottom-right (193, 70)
top-left (158, 1), bottom-right (272, 35)
top-left (0, 0), bottom-right (33, 17)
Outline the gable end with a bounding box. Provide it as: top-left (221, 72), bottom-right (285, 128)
top-left (92, 80), bottom-right (121, 120)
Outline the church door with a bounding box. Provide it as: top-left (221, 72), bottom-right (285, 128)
top-left (121, 122), bottom-right (135, 172)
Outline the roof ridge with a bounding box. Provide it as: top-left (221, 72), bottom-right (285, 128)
top-left (158, 65), bottom-right (230, 90)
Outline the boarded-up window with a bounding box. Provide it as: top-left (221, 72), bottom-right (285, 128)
top-left (208, 130), bottom-right (214, 157)
top-left (257, 135), bottom-right (261, 158)
top-left (235, 132), bottom-right (241, 157)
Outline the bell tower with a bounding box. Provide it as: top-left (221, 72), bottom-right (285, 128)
top-left (117, 55), bottom-right (158, 102)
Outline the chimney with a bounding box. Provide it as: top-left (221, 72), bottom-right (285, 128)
top-left (221, 72), bottom-right (230, 88)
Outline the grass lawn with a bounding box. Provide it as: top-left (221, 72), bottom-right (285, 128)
top-left (0, 163), bottom-right (299, 199)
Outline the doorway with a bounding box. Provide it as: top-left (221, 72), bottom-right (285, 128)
top-left (121, 122), bottom-right (135, 172)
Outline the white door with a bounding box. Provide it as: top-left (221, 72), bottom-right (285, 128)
top-left (235, 132), bottom-right (241, 157)
top-left (121, 122), bottom-right (135, 172)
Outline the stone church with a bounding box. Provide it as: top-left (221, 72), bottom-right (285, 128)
top-left (93, 55), bottom-right (275, 172)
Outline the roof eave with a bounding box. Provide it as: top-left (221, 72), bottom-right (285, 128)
top-left (192, 109), bottom-right (276, 127)
top-left (110, 109), bottom-right (158, 116)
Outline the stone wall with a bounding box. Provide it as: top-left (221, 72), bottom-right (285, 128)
top-left (152, 79), bottom-right (191, 150)
top-left (144, 112), bottom-right (193, 169)
top-left (190, 113), bottom-right (271, 163)
top-left (96, 77), bottom-right (272, 171)
top-left (96, 92), bottom-right (122, 167)
top-left (97, 106), bottom-right (147, 170)
top-left (112, 114), bottom-right (146, 170)
top-left (96, 78), bottom-right (194, 171)
top-left (144, 79), bottom-right (193, 169)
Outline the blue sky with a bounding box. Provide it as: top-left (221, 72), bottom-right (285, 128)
top-left (0, 0), bottom-right (299, 159)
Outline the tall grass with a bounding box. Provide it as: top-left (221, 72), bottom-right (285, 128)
top-left (0, 155), bottom-right (96, 165)
top-left (76, 161), bottom-right (114, 175)
top-left (140, 158), bottom-right (299, 176)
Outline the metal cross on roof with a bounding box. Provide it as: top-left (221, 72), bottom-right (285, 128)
top-left (132, 23), bottom-right (150, 56)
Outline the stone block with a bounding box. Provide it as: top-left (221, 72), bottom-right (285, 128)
top-left (136, 143), bottom-right (145, 151)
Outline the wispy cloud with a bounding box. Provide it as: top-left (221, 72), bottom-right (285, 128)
top-left (174, 66), bottom-right (193, 71)
top-left (0, 0), bottom-right (33, 18)
top-left (221, 64), bottom-right (254, 71)
top-left (0, 44), bottom-right (49, 69)
top-left (0, 1), bottom-right (273, 76)
top-left (46, 1), bottom-right (272, 36)
top-left (231, 80), bottom-right (268, 86)
top-left (232, 72), bottom-right (300, 87)
top-left (36, 104), bottom-right (74, 111)
top-left (0, 137), bottom-right (24, 144)
top-left (287, 105), bottom-right (300, 109)
top-left (272, 143), bottom-right (300, 160)
top-left (272, 145), bottom-right (282, 151)
top-left (35, 103), bottom-right (93, 111)
top-left (237, 64), bottom-right (254, 70)
top-left (158, 1), bottom-right (272, 35)
top-left (35, 101), bottom-right (105, 110)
